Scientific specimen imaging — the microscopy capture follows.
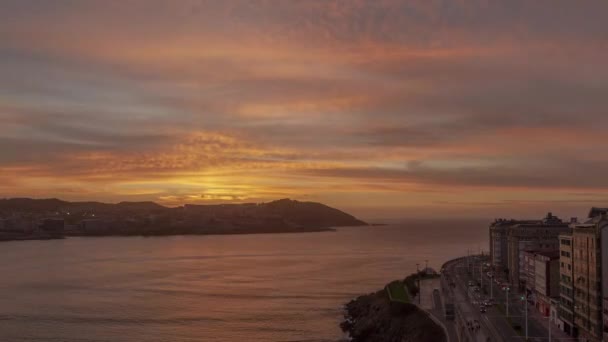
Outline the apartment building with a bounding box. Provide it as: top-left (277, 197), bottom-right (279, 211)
top-left (570, 208), bottom-right (608, 342)
top-left (522, 250), bottom-right (537, 295)
top-left (506, 213), bottom-right (570, 288)
top-left (534, 250), bottom-right (560, 317)
top-left (573, 222), bottom-right (601, 342)
top-left (599, 209), bottom-right (608, 342)
top-left (489, 218), bottom-right (539, 269)
top-left (558, 233), bottom-right (576, 337)
top-left (604, 297), bottom-right (608, 342)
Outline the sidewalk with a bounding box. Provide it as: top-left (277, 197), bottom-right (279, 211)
top-left (527, 308), bottom-right (572, 341)
top-left (418, 277), bottom-right (459, 342)
top-left (419, 278), bottom-right (440, 310)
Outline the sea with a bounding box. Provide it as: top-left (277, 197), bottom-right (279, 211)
top-left (0, 219), bottom-right (488, 342)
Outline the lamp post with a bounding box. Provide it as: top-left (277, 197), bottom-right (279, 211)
top-left (548, 315), bottom-right (552, 342)
top-left (505, 287), bottom-right (510, 317)
top-left (521, 294), bottom-right (528, 341)
top-left (480, 260), bottom-right (483, 291)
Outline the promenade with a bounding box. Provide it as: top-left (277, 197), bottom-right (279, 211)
top-left (423, 255), bottom-right (577, 342)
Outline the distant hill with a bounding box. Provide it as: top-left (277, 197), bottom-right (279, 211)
top-left (0, 198), bottom-right (71, 212)
top-left (261, 198), bottom-right (367, 227)
top-left (0, 198), bottom-right (167, 214)
top-left (0, 197), bottom-right (367, 237)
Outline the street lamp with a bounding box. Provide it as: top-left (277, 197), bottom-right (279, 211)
top-left (520, 294), bottom-right (528, 341)
top-left (480, 259), bottom-right (483, 293)
top-left (489, 274), bottom-right (493, 300)
top-left (505, 287), bottom-right (510, 317)
top-left (548, 315), bottom-right (552, 342)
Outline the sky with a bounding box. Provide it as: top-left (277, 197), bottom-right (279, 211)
top-left (1, 0), bottom-right (608, 219)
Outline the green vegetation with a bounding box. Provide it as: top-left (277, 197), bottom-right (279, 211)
top-left (343, 287), bottom-right (447, 342)
top-left (386, 280), bottom-right (410, 303)
top-left (403, 271), bottom-right (439, 297)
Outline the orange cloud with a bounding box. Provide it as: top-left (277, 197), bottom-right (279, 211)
top-left (2, 1), bottom-right (608, 218)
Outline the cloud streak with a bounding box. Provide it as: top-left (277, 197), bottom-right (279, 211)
top-left (1, 1), bottom-right (608, 217)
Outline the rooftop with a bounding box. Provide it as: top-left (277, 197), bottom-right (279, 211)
top-left (588, 207), bottom-right (608, 219)
top-left (535, 250), bottom-right (560, 259)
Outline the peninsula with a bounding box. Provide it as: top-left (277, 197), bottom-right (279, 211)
top-left (0, 198), bottom-right (367, 241)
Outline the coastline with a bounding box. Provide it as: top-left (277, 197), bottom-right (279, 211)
top-left (0, 226), bottom-right (338, 242)
top-left (341, 272), bottom-right (446, 342)
top-left (0, 233), bottom-right (64, 242)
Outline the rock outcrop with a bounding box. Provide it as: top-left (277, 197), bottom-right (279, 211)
top-left (341, 286), bottom-right (446, 342)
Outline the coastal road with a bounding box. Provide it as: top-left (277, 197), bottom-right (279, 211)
top-left (475, 267), bottom-right (573, 342)
top-left (429, 287), bottom-right (458, 342)
top-left (442, 257), bottom-right (502, 342)
top-left (444, 256), bottom-right (574, 342)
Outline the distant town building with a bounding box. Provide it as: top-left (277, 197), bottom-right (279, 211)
top-left (80, 219), bottom-right (109, 233)
top-left (39, 218), bottom-right (64, 237)
top-left (0, 218), bottom-right (11, 231)
top-left (0, 217), bottom-right (37, 233)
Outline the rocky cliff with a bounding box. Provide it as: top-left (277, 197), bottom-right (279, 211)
top-left (341, 286), bottom-right (446, 342)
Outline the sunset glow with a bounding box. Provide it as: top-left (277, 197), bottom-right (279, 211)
top-left (2, 1), bottom-right (608, 218)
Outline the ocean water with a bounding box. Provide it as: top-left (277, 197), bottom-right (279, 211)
top-left (0, 220), bottom-right (488, 342)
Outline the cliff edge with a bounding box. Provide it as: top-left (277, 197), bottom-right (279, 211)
top-left (341, 285), bottom-right (446, 342)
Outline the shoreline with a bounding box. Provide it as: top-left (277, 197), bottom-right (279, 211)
top-left (0, 226), bottom-right (339, 242)
top-left (0, 234), bottom-right (64, 242)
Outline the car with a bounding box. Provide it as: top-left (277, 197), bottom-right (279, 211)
top-left (479, 305), bottom-right (487, 313)
top-left (473, 287), bottom-right (480, 293)
top-left (468, 281), bottom-right (475, 287)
